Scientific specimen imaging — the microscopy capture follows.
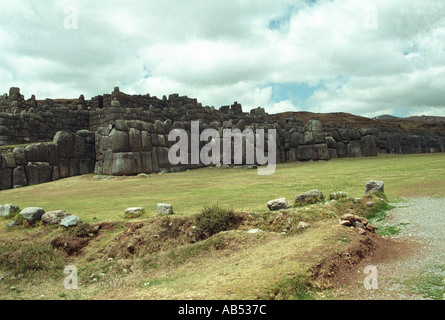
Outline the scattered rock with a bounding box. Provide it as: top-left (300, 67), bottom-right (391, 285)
top-left (19, 207), bottom-right (45, 224)
top-left (60, 215), bottom-right (82, 228)
top-left (339, 220), bottom-right (352, 227)
top-left (295, 190), bottom-right (324, 206)
top-left (7, 220), bottom-right (19, 227)
top-left (0, 204), bottom-right (20, 217)
top-left (365, 180), bottom-right (384, 195)
top-left (339, 213), bottom-right (372, 232)
top-left (157, 203), bottom-right (174, 215)
top-left (247, 229), bottom-right (263, 234)
top-left (297, 222), bottom-right (310, 230)
top-left (352, 221), bottom-right (364, 229)
top-left (340, 213), bottom-right (361, 223)
top-left (137, 173), bottom-right (149, 178)
top-left (124, 207), bottom-right (145, 217)
top-left (267, 198), bottom-right (290, 211)
top-left (328, 192), bottom-right (348, 200)
top-left (42, 210), bottom-right (71, 225)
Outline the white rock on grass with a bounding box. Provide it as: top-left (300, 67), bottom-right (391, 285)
top-left (42, 210), bottom-right (71, 225)
top-left (267, 198), bottom-right (290, 211)
top-left (157, 204), bottom-right (174, 215)
top-left (297, 222), bottom-right (310, 230)
top-left (248, 229), bottom-right (263, 234)
top-left (124, 207), bottom-right (145, 216)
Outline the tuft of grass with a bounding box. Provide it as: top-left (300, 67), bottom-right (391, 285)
top-left (195, 204), bottom-right (237, 239)
top-left (262, 274), bottom-right (319, 300)
top-left (0, 243), bottom-right (64, 277)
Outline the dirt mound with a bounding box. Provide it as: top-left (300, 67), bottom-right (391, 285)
top-left (51, 222), bottom-right (115, 256)
top-left (310, 227), bottom-right (415, 290)
top-left (105, 216), bottom-right (197, 259)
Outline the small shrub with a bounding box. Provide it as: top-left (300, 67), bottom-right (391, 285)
top-left (195, 204), bottom-right (237, 238)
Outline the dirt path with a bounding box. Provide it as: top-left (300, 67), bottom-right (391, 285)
top-left (334, 197), bottom-right (445, 300)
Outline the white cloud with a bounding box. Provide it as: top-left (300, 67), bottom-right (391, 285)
top-left (0, 0), bottom-right (444, 117)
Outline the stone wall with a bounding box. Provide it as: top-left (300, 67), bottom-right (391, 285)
top-left (0, 86), bottom-right (444, 190)
top-left (0, 130), bottom-right (95, 190)
top-left (0, 88), bottom-right (90, 146)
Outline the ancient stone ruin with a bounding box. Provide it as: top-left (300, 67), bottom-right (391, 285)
top-left (0, 86), bottom-right (444, 190)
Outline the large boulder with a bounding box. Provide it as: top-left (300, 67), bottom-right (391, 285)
top-left (111, 130), bottom-right (130, 153)
top-left (267, 198), bottom-right (290, 211)
top-left (19, 207), bottom-right (45, 224)
top-left (0, 169), bottom-right (12, 190)
top-left (295, 190), bottom-right (324, 206)
top-left (13, 166), bottom-right (27, 187)
top-left (53, 131), bottom-right (76, 158)
top-left (112, 152), bottom-right (138, 176)
top-left (361, 135), bottom-right (378, 157)
top-left (42, 210), bottom-right (71, 225)
top-left (365, 180), bottom-right (384, 195)
top-left (13, 147), bottom-right (27, 166)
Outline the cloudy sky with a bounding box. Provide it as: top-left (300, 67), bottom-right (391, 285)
top-left (1, 0), bottom-right (444, 118)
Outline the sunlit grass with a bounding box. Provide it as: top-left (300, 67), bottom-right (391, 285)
top-left (1, 153), bottom-right (444, 223)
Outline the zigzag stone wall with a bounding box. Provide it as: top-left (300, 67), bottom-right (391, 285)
top-left (0, 86), bottom-right (444, 190)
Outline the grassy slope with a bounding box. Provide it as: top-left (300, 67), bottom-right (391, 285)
top-left (0, 153), bottom-right (444, 300)
top-left (1, 153), bottom-right (444, 223)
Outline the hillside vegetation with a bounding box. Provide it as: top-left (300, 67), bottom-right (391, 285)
top-left (0, 153), bottom-right (444, 300)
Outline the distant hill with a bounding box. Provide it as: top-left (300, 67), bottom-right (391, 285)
top-left (272, 111), bottom-right (445, 134)
top-left (373, 114), bottom-right (399, 120)
top-left (404, 115), bottom-right (445, 122)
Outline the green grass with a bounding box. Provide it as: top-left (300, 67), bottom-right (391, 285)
top-left (1, 153), bottom-right (445, 300)
top-left (406, 265), bottom-right (445, 300)
top-left (1, 153), bottom-right (444, 224)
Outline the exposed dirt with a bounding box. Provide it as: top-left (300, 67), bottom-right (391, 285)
top-left (324, 197), bottom-right (445, 300)
top-left (311, 226), bottom-right (419, 292)
top-left (51, 222), bottom-right (115, 256)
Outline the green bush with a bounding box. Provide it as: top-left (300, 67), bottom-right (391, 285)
top-left (195, 204), bottom-right (237, 238)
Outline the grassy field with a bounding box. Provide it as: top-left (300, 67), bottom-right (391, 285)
top-left (0, 153), bottom-right (444, 301)
top-left (1, 153), bottom-right (444, 223)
